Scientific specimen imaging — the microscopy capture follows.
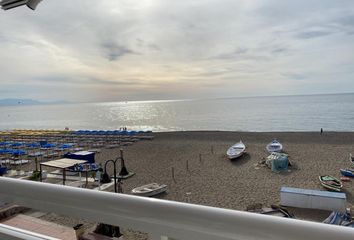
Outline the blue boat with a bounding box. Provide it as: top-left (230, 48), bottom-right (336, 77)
top-left (340, 168), bottom-right (354, 178)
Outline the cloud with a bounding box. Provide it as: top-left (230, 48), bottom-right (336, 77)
top-left (0, 0), bottom-right (354, 101)
top-left (282, 73), bottom-right (307, 80)
top-left (101, 41), bottom-right (135, 61)
top-left (296, 30), bottom-right (333, 39)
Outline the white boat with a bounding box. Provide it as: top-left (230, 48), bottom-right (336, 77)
top-left (266, 139), bottom-right (283, 153)
top-left (131, 183), bottom-right (168, 197)
top-left (226, 141), bottom-right (246, 160)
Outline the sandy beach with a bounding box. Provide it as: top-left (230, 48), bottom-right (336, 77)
top-left (114, 132), bottom-right (354, 216)
top-left (2, 131), bottom-right (354, 239)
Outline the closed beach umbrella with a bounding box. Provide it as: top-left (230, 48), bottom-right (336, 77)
top-left (10, 142), bottom-right (23, 147)
top-left (42, 143), bottom-right (56, 149)
top-left (26, 142), bottom-right (40, 148)
top-left (0, 142), bottom-right (11, 146)
top-left (127, 131), bottom-right (137, 136)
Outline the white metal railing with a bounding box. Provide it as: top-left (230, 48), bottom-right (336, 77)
top-left (0, 223), bottom-right (59, 240)
top-left (0, 177), bottom-right (353, 240)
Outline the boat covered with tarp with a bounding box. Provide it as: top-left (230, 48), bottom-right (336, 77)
top-left (323, 211), bottom-right (354, 227)
top-left (319, 175), bottom-right (343, 192)
top-left (266, 152), bottom-right (289, 172)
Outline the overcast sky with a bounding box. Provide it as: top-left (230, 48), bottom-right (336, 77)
top-left (1, 0), bottom-right (354, 102)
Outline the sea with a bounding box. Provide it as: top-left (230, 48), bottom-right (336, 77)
top-left (1, 93), bottom-right (354, 132)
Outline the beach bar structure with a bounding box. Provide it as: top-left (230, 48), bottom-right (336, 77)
top-left (280, 187), bottom-right (347, 212)
top-left (64, 151), bottom-right (95, 163)
top-left (39, 158), bottom-right (87, 185)
top-left (0, 178), bottom-right (353, 240)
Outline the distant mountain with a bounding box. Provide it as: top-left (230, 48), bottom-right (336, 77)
top-left (0, 98), bottom-right (71, 106)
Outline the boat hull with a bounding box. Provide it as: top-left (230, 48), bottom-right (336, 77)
top-left (340, 169), bottom-right (354, 178)
top-left (227, 152), bottom-right (245, 160)
top-left (226, 141), bottom-right (246, 160)
top-left (319, 176), bottom-right (342, 192)
top-left (266, 140), bottom-right (283, 153)
top-left (132, 183), bottom-right (168, 197)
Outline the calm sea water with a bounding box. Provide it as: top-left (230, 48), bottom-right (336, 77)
top-left (1, 93), bottom-right (354, 132)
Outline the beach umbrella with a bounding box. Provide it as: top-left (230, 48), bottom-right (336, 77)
top-left (82, 130), bottom-right (90, 135)
top-left (59, 143), bottom-right (73, 149)
top-left (12, 149), bottom-right (27, 156)
top-left (0, 141), bottom-right (11, 146)
top-left (10, 142), bottom-right (23, 147)
top-left (39, 141), bottom-right (48, 147)
top-left (26, 142), bottom-right (40, 148)
top-left (1, 149), bottom-right (14, 154)
top-left (127, 131), bottom-right (137, 136)
top-left (0, 149), bottom-right (9, 154)
top-left (41, 143), bottom-right (56, 149)
top-left (120, 130), bottom-right (128, 136)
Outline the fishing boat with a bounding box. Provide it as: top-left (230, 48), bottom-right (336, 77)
top-left (131, 183), bottom-right (168, 197)
top-left (246, 204), bottom-right (294, 218)
top-left (319, 175), bottom-right (342, 192)
top-left (266, 139), bottom-right (283, 153)
top-left (340, 168), bottom-right (354, 178)
top-left (226, 141), bottom-right (246, 160)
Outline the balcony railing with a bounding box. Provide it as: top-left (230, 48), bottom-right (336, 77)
top-left (0, 177), bottom-right (353, 240)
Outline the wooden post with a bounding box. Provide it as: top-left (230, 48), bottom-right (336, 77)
top-left (39, 164), bottom-right (42, 182)
top-left (171, 167), bottom-right (176, 183)
top-left (199, 153), bottom-right (202, 164)
top-left (186, 160), bottom-right (189, 171)
top-left (211, 146), bottom-right (214, 154)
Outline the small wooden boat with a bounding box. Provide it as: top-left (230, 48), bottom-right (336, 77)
top-left (246, 204), bottom-right (294, 218)
top-left (319, 175), bottom-right (343, 192)
top-left (226, 141), bottom-right (246, 160)
top-left (266, 139), bottom-right (283, 153)
top-left (340, 168), bottom-right (354, 178)
top-left (131, 183), bottom-right (167, 197)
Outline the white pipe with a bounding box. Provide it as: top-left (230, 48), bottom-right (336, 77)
top-left (0, 177), bottom-right (353, 240)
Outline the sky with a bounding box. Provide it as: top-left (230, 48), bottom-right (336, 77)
top-left (0, 0), bottom-right (354, 102)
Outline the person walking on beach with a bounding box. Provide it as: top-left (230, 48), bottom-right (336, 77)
top-left (320, 128), bottom-right (323, 135)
